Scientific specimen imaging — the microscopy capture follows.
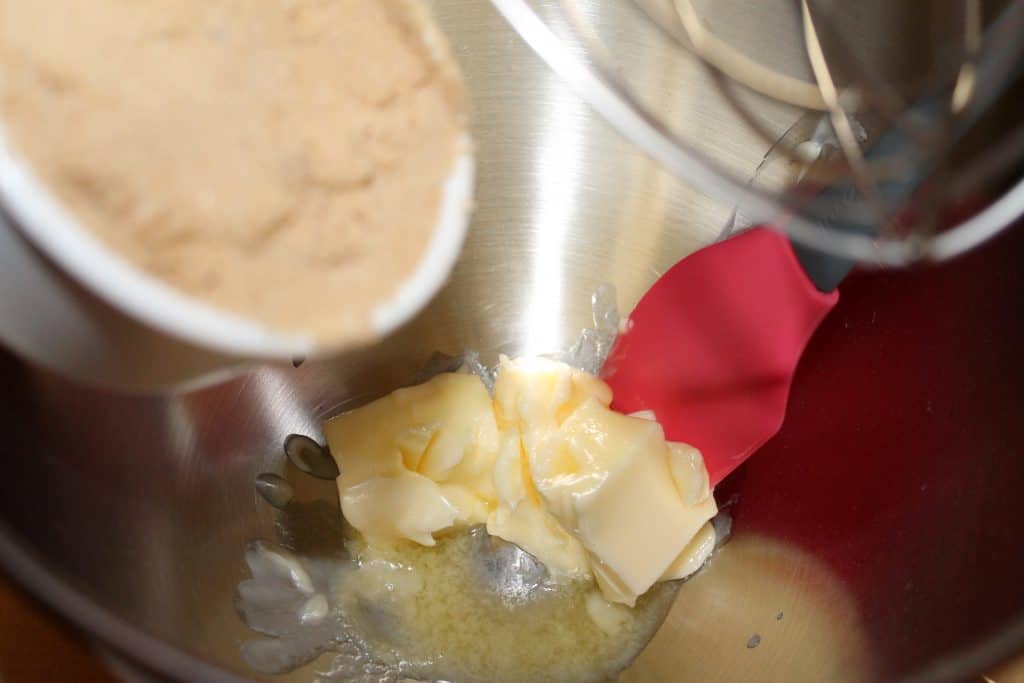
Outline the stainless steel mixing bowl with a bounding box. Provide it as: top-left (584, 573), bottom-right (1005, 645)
top-left (1, 1), bottom-right (1023, 681)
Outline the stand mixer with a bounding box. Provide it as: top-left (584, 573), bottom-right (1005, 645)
top-left (0, 1), bottom-right (1022, 681)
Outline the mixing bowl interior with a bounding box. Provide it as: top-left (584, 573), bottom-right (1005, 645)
top-left (1, 1), bottom-right (1023, 682)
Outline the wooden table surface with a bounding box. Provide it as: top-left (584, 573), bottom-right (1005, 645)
top-left (0, 572), bottom-right (115, 683)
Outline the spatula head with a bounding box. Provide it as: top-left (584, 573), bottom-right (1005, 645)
top-left (601, 228), bottom-right (838, 486)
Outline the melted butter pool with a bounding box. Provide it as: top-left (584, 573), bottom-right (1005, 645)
top-left (238, 521), bottom-right (680, 683)
top-left (334, 528), bottom-right (679, 683)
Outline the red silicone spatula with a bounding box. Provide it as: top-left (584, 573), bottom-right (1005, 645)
top-left (596, 71), bottom-right (1008, 486)
top-left (601, 226), bottom-right (841, 487)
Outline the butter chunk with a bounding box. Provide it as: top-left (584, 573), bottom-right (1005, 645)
top-left (491, 356), bottom-right (717, 604)
top-left (550, 398), bottom-right (667, 497)
top-left (667, 442), bottom-right (712, 506)
top-left (492, 429), bottom-right (532, 510)
top-left (486, 502), bottom-right (589, 577)
top-left (324, 356), bottom-right (718, 604)
top-left (590, 555), bottom-right (635, 605)
top-left (325, 372), bottom-right (500, 545)
top-left (584, 591), bottom-right (632, 635)
top-left (660, 520), bottom-right (717, 581)
top-left (326, 372), bottom-right (498, 488)
top-left (394, 424), bottom-right (439, 472)
top-left (572, 434), bottom-right (715, 606)
top-left (439, 483), bottom-right (493, 526)
top-left (493, 355), bottom-right (611, 430)
top-left (341, 472), bottom-right (459, 547)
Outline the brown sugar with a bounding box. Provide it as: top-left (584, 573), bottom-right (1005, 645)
top-left (0, 0), bottom-right (467, 345)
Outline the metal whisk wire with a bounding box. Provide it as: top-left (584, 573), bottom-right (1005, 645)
top-left (488, 0), bottom-right (1024, 264)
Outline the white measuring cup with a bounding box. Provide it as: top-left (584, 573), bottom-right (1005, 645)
top-left (0, 128), bottom-right (474, 392)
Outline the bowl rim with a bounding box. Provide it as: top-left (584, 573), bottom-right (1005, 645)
top-left (0, 519), bottom-right (250, 683)
top-left (2, 512), bottom-right (1024, 683)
